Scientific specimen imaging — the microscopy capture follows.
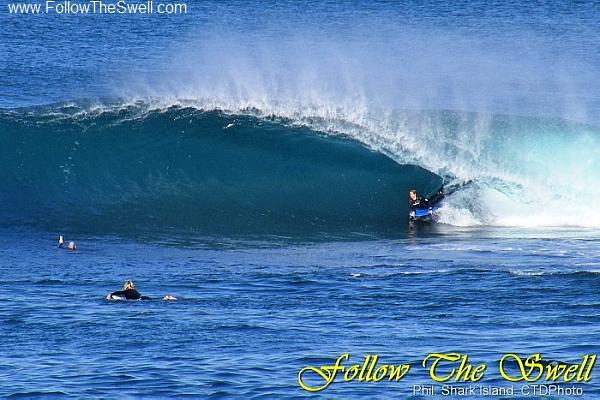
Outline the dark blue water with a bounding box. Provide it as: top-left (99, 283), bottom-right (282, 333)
top-left (1, 0), bottom-right (600, 398)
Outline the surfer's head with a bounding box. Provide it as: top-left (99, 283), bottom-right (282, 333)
top-left (409, 189), bottom-right (417, 201)
top-left (67, 241), bottom-right (76, 250)
top-left (123, 280), bottom-right (135, 290)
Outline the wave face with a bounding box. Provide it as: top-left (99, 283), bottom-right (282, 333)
top-left (0, 104), bottom-right (441, 235)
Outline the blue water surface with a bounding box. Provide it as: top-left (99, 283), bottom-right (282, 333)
top-left (0, 229), bottom-right (598, 398)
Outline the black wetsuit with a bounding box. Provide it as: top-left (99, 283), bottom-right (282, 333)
top-left (409, 187), bottom-right (445, 211)
top-left (409, 196), bottom-right (431, 211)
top-left (110, 288), bottom-right (151, 300)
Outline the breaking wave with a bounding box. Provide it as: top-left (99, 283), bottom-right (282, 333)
top-left (1, 99), bottom-right (599, 236)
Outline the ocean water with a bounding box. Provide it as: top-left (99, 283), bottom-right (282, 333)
top-left (1, 0), bottom-right (599, 398)
top-left (1, 229), bottom-right (599, 398)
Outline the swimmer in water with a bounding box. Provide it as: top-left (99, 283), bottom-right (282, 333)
top-left (107, 280), bottom-right (151, 300)
top-left (106, 281), bottom-right (177, 301)
top-left (58, 235), bottom-right (76, 250)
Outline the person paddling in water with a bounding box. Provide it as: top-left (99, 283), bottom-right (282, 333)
top-left (107, 280), bottom-right (151, 300)
top-left (106, 280), bottom-right (177, 301)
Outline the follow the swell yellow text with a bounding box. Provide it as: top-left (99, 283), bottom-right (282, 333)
top-left (297, 353), bottom-right (596, 392)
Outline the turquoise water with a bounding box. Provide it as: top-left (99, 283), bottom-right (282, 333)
top-left (1, 0), bottom-right (600, 398)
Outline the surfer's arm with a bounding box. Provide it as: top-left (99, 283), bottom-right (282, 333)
top-left (427, 186), bottom-right (445, 206)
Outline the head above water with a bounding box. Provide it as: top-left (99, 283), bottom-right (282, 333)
top-left (409, 189), bottom-right (418, 201)
top-left (67, 241), bottom-right (76, 250)
top-left (123, 280), bottom-right (135, 290)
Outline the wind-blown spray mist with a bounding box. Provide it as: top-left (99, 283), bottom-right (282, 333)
top-left (118, 24), bottom-right (600, 228)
